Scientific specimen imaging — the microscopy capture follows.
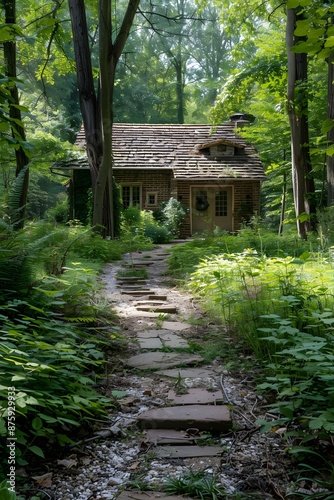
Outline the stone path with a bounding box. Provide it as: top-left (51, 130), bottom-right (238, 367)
top-left (107, 245), bottom-right (233, 499)
top-left (50, 244), bottom-right (291, 499)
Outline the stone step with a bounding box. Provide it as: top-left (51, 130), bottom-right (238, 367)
top-left (135, 300), bottom-right (166, 306)
top-left (121, 290), bottom-right (152, 296)
top-left (167, 388), bottom-right (225, 406)
top-left (136, 331), bottom-right (189, 349)
top-left (157, 368), bottom-right (217, 379)
top-left (126, 352), bottom-right (203, 370)
top-left (118, 284), bottom-right (149, 289)
top-left (117, 492), bottom-right (192, 500)
top-left (161, 321), bottom-right (192, 331)
top-left (158, 333), bottom-right (189, 348)
top-left (116, 277), bottom-right (147, 283)
top-left (155, 445), bottom-right (222, 458)
top-left (137, 337), bottom-right (164, 349)
top-left (138, 404), bottom-right (231, 432)
top-left (136, 305), bottom-right (178, 314)
top-left (148, 295), bottom-right (167, 301)
top-left (144, 429), bottom-right (196, 445)
top-left (128, 260), bottom-right (154, 266)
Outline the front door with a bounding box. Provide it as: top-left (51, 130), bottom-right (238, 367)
top-left (191, 186), bottom-right (233, 234)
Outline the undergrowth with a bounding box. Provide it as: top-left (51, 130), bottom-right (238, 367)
top-left (0, 220), bottom-right (151, 492)
top-left (168, 228), bottom-right (334, 497)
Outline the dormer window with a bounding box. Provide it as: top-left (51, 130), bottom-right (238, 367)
top-left (198, 140), bottom-right (238, 158)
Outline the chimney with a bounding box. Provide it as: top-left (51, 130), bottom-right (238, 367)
top-left (230, 112), bottom-right (255, 128)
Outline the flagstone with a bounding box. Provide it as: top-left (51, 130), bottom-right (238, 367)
top-left (157, 368), bottom-right (217, 379)
top-left (126, 352), bottom-right (203, 370)
top-left (137, 404), bottom-right (231, 431)
top-left (155, 445), bottom-right (222, 458)
top-left (159, 333), bottom-right (189, 348)
top-left (136, 305), bottom-right (178, 314)
top-left (161, 321), bottom-right (192, 331)
top-left (167, 388), bottom-right (225, 405)
top-left (137, 337), bottom-right (164, 349)
top-left (144, 429), bottom-right (195, 445)
top-left (117, 491), bottom-right (192, 500)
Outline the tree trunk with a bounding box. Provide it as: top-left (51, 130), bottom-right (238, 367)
top-left (68, 0), bottom-right (102, 192)
top-left (69, 0), bottom-right (140, 237)
top-left (175, 38), bottom-right (184, 124)
top-left (286, 7), bottom-right (314, 239)
top-left (327, 51), bottom-right (334, 206)
top-left (4, 0), bottom-right (29, 228)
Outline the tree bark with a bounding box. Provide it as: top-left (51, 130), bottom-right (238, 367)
top-left (69, 0), bottom-right (140, 237)
top-left (286, 7), bottom-right (314, 239)
top-left (4, 0), bottom-right (29, 228)
top-left (327, 50), bottom-right (334, 206)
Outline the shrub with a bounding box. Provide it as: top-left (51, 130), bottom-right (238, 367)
top-left (122, 206), bottom-right (142, 228)
top-left (154, 198), bottom-right (188, 238)
top-left (144, 224), bottom-right (172, 243)
top-left (44, 194), bottom-right (69, 223)
top-left (0, 303), bottom-right (111, 480)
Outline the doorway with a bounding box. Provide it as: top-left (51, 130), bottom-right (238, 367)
top-left (191, 186), bottom-right (233, 234)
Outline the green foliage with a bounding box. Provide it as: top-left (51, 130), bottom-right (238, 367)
top-left (70, 230), bottom-right (125, 262)
top-left (287, 449), bottom-right (334, 498)
top-left (164, 471), bottom-right (226, 499)
top-left (0, 220), bottom-right (131, 481)
top-left (117, 268), bottom-right (148, 279)
top-left (44, 193), bottom-right (69, 223)
top-left (144, 224), bottom-right (171, 244)
top-left (169, 231), bottom-right (334, 490)
top-left (122, 206), bottom-right (142, 228)
top-left (0, 221), bottom-right (33, 304)
top-left (6, 165), bottom-right (29, 227)
top-left (0, 303), bottom-right (111, 479)
top-left (167, 228), bottom-right (310, 279)
top-left (121, 206), bottom-right (172, 245)
top-left (153, 198), bottom-right (188, 238)
top-left (0, 480), bottom-right (16, 500)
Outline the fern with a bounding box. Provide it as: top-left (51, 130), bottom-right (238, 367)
top-left (7, 164), bottom-right (29, 227)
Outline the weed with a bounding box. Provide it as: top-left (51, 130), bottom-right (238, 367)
top-left (116, 268), bottom-right (148, 279)
top-left (163, 471), bottom-right (226, 499)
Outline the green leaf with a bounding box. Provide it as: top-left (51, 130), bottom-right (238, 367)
top-left (28, 445), bottom-right (44, 458)
top-left (32, 417), bottom-right (43, 430)
top-left (308, 418), bottom-right (323, 430)
top-left (321, 119), bottom-right (334, 134)
top-left (287, 0), bottom-right (300, 7)
top-left (111, 390), bottom-right (128, 399)
top-left (0, 480), bottom-right (16, 499)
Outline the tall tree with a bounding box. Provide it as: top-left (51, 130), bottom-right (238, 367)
top-left (286, 6), bottom-right (314, 239)
top-left (3, 0), bottom-right (30, 228)
top-left (68, 0), bottom-right (140, 237)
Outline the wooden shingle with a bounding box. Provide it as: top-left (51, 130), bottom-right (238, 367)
top-left (75, 122), bottom-right (265, 181)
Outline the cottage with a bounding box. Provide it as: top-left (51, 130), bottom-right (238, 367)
top-left (53, 114), bottom-right (265, 238)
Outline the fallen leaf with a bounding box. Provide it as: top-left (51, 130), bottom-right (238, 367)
top-left (128, 461), bottom-right (139, 470)
top-left (32, 472), bottom-right (52, 487)
top-left (57, 458), bottom-right (77, 468)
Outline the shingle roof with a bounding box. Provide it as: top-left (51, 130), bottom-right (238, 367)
top-left (75, 123), bottom-right (265, 181)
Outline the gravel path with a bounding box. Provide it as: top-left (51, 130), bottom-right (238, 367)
top-left (37, 244), bottom-right (294, 499)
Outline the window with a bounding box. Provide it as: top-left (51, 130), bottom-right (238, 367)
top-left (146, 192), bottom-right (158, 207)
top-left (215, 190), bottom-right (227, 216)
top-left (121, 185), bottom-right (141, 209)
